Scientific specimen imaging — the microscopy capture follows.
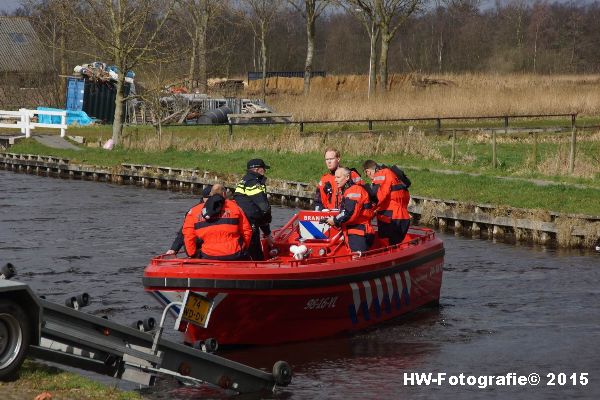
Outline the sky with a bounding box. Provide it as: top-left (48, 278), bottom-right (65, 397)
top-left (1, 0), bottom-right (21, 13)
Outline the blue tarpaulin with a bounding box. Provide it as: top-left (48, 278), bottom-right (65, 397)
top-left (37, 107), bottom-right (94, 126)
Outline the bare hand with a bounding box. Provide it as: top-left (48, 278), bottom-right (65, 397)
top-left (326, 217), bottom-right (335, 226)
top-left (165, 249), bottom-right (176, 255)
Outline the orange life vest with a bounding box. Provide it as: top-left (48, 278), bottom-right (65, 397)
top-left (316, 168), bottom-right (363, 209)
top-left (182, 199), bottom-right (252, 260)
top-left (371, 167), bottom-right (410, 221)
top-left (335, 183), bottom-right (374, 237)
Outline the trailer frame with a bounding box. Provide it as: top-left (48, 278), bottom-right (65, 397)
top-left (0, 278), bottom-right (291, 394)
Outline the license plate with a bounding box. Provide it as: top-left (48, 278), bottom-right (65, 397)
top-left (178, 291), bottom-right (214, 328)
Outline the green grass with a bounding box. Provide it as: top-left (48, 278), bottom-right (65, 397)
top-left (7, 137), bottom-right (600, 216)
top-left (0, 359), bottom-right (141, 400)
top-left (409, 169), bottom-right (600, 216)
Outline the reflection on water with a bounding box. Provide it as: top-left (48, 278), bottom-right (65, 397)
top-left (1, 170), bottom-right (599, 399)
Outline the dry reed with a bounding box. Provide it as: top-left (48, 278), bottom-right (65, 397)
top-left (254, 73), bottom-right (600, 120)
top-left (123, 127), bottom-right (443, 161)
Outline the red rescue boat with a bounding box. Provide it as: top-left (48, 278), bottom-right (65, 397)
top-left (143, 211), bottom-right (444, 346)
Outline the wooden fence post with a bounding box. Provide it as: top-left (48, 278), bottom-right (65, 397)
top-left (569, 127), bottom-right (577, 175)
top-left (532, 132), bottom-right (538, 168)
top-left (492, 130), bottom-right (497, 168)
top-left (451, 129), bottom-right (456, 164)
top-left (368, 120), bottom-right (373, 131)
top-left (228, 123), bottom-right (233, 142)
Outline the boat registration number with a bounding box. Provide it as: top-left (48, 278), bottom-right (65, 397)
top-left (179, 291), bottom-right (214, 328)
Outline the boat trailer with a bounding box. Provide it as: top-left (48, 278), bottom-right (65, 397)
top-left (0, 264), bottom-right (292, 394)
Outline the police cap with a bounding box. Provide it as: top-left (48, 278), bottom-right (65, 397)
top-left (247, 158), bottom-right (270, 169)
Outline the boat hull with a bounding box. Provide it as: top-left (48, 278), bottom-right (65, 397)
top-left (145, 238), bottom-right (444, 345)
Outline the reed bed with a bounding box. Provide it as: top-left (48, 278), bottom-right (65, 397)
top-left (122, 128), bottom-right (444, 162)
top-left (260, 73), bottom-right (600, 120)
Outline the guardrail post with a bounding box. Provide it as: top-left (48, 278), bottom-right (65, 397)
top-left (228, 123), bottom-right (233, 141)
top-left (368, 120), bottom-right (373, 131)
top-left (61, 111), bottom-right (67, 137)
top-left (492, 130), bottom-right (497, 168)
top-left (436, 118), bottom-right (441, 132)
top-left (504, 115), bottom-right (509, 131)
top-left (299, 122), bottom-right (304, 133)
top-left (571, 113), bottom-right (577, 129)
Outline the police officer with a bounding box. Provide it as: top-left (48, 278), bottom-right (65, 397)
top-left (182, 184), bottom-right (252, 260)
top-left (234, 159), bottom-right (272, 261)
top-left (166, 185), bottom-right (212, 255)
top-left (325, 167), bottom-right (374, 252)
top-left (363, 159), bottom-right (410, 245)
top-left (315, 147), bottom-right (363, 210)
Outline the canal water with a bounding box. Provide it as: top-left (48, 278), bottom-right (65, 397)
top-left (1, 170), bottom-right (599, 400)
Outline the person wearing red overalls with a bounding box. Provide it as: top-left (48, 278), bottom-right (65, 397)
top-left (363, 160), bottom-right (410, 246)
top-left (325, 168), bottom-right (374, 252)
top-left (314, 147), bottom-right (363, 210)
top-left (182, 184), bottom-right (252, 260)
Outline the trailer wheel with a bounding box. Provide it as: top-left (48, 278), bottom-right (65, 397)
top-left (0, 300), bottom-right (31, 380)
top-left (142, 317), bottom-right (155, 332)
top-left (272, 361), bottom-right (292, 386)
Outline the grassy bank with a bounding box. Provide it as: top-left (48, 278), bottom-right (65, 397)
top-left (8, 136), bottom-right (600, 216)
top-left (0, 359), bottom-right (141, 400)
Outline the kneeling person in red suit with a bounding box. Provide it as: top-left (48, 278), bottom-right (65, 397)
top-left (183, 184), bottom-right (252, 260)
top-left (325, 167), bottom-right (374, 252)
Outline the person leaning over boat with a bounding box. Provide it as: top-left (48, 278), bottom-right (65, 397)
top-left (166, 185), bottom-right (212, 255)
top-left (362, 160), bottom-right (411, 245)
top-left (325, 167), bottom-right (374, 252)
top-left (314, 147), bottom-right (363, 211)
top-left (182, 184), bottom-right (252, 260)
top-left (233, 159), bottom-right (272, 261)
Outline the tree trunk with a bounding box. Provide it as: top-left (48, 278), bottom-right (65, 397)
top-left (379, 32), bottom-right (391, 92)
top-left (304, 15), bottom-right (315, 96)
top-left (368, 22), bottom-right (378, 99)
top-left (261, 22), bottom-right (267, 102)
top-left (198, 13), bottom-right (209, 93)
top-left (533, 26), bottom-right (538, 73)
top-left (188, 26), bottom-right (198, 90)
top-left (437, 30), bottom-right (443, 73)
top-left (112, 75), bottom-right (125, 146)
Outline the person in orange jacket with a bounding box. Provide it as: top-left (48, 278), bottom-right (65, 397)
top-left (363, 160), bottom-right (410, 245)
top-left (166, 185), bottom-right (212, 255)
top-left (325, 167), bottom-right (374, 252)
top-left (315, 147), bottom-right (363, 210)
top-left (182, 184), bottom-right (252, 260)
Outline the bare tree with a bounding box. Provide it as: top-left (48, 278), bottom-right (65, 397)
top-left (177, 0), bottom-right (223, 93)
top-left (375, 0), bottom-right (422, 91)
top-left (528, 1), bottom-right (549, 73)
top-left (24, 0), bottom-right (79, 106)
top-left (342, 1), bottom-right (380, 98)
top-left (241, 0), bottom-right (285, 102)
top-left (289, 0), bottom-right (331, 95)
top-left (65, 0), bottom-right (178, 145)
